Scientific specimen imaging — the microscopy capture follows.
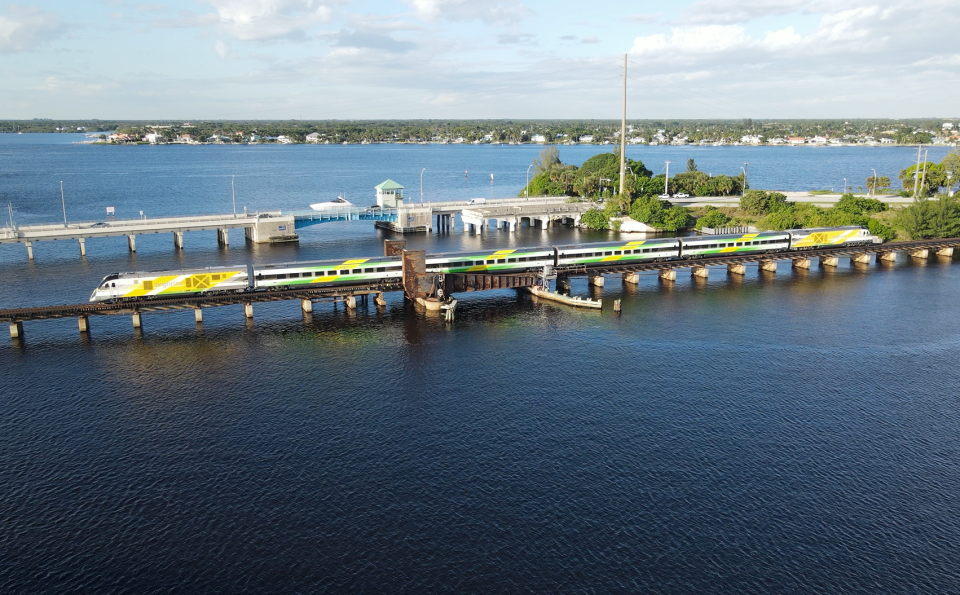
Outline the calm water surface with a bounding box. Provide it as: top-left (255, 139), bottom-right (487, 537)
top-left (2, 136), bottom-right (959, 593)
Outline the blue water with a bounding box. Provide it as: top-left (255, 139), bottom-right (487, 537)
top-left (2, 135), bottom-right (960, 593)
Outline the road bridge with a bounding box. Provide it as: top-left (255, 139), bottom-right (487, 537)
top-left (5, 237), bottom-right (960, 341)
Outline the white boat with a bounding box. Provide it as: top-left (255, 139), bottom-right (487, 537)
top-left (309, 195), bottom-right (353, 211)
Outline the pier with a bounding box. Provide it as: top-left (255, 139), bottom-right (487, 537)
top-left (4, 237), bottom-right (960, 340)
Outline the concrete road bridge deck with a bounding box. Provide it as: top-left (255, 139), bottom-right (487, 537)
top-left (0, 197), bottom-right (577, 260)
top-left (5, 237), bottom-right (960, 340)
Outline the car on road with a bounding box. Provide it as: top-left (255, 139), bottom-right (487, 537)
top-left (658, 193), bottom-right (671, 199)
top-left (674, 193), bottom-right (690, 198)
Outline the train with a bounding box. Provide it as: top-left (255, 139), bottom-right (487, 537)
top-left (89, 226), bottom-right (880, 303)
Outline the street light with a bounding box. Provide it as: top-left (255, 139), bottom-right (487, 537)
top-left (871, 168), bottom-right (877, 197)
top-left (231, 175), bottom-right (237, 217)
top-left (60, 181), bottom-right (67, 227)
top-left (741, 163), bottom-right (748, 197)
top-left (526, 164), bottom-right (533, 199)
top-left (420, 168), bottom-right (426, 205)
top-left (843, 177), bottom-right (847, 194)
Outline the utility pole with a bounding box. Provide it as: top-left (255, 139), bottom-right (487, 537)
top-left (742, 163), bottom-right (749, 196)
top-left (60, 181), bottom-right (67, 227)
top-left (919, 150), bottom-right (929, 197)
top-left (618, 53), bottom-right (627, 197)
top-left (231, 175), bottom-right (237, 217)
top-left (913, 144), bottom-right (923, 198)
top-left (871, 168), bottom-right (877, 197)
top-left (420, 168), bottom-right (426, 204)
top-left (664, 161), bottom-right (670, 196)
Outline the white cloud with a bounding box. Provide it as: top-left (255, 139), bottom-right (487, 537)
top-left (207, 0), bottom-right (340, 40)
top-left (403, 0), bottom-right (532, 27)
top-left (631, 25), bottom-right (751, 55)
top-left (0, 5), bottom-right (63, 53)
top-left (215, 39), bottom-right (229, 58)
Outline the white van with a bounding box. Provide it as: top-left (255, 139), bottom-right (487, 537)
top-left (466, 198), bottom-right (486, 205)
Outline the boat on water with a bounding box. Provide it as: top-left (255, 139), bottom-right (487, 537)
top-left (309, 195), bottom-right (353, 211)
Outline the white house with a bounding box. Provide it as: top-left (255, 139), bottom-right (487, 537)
top-left (740, 135), bottom-right (763, 145)
top-left (277, 135), bottom-right (293, 144)
top-left (305, 132), bottom-right (322, 143)
top-left (787, 136), bottom-right (806, 145)
top-left (579, 135), bottom-right (594, 143)
top-left (531, 134), bottom-right (546, 143)
top-left (144, 132), bottom-right (162, 144)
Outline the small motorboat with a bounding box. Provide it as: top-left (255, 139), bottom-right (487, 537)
top-left (309, 195), bottom-right (353, 211)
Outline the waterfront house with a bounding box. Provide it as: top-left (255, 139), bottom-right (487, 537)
top-left (306, 132), bottom-right (322, 143)
top-left (787, 136), bottom-right (806, 145)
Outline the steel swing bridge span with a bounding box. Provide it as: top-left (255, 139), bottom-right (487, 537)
top-left (4, 237), bottom-right (960, 339)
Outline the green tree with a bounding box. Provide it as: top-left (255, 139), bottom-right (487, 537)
top-left (532, 145), bottom-right (561, 174)
top-left (661, 206), bottom-right (690, 231)
top-left (899, 162), bottom-right (947, 197)
top-left (687, 158), bottom-right (698, 172)
top-left (629, 195), bottom-right (668, 225)
top-left (865, 175), bottom-right (891, 195)
top-left (580, 208), bottom-right (610, 230)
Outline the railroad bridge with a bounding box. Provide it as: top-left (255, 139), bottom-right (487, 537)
top-left (4, 237), bottom-right (960, 340)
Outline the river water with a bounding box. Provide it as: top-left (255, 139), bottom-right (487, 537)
top-left (2, 135), bottom-right (959, 593)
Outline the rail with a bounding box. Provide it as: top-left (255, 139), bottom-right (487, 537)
top-left (554, 238), bottom-right (960, 275)
top-left (4, 237), bottom-right (959, 325)
top-left (0, 281), bottom-right (403, 322)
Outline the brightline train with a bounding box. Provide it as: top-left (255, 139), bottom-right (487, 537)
top-left (89, 226), bottom-right (880, 303)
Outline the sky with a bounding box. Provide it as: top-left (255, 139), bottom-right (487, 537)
top-left (1, 0), bottom-right (958, 120)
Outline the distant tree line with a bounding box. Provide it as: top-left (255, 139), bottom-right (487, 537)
top-left (0, 118), bottom-right (953, 145)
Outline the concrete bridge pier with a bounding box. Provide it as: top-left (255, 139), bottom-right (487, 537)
top-left (244, 303), bottom-right (253, 318)
top-left (10, 321), bottom-right (23, 339)
top-left (792, 257), bottom-right (811, 269)
top-left (877, 251), bottom-right (897, 263)
top-left (588, 274), bottom-right (604, 287)
top-left (217, 228), bottom-right (229, 246)
top-left (691, 266), bottom-right (709, 278)
top-left (345, 295), bottom-right (357, 310)
top-left (127, 234), bottom-right (137, 252)
top-left (194, 308), bottom-right (203, 324)
top-left (622, 272), bottom-right (640, 284)
top-left (78, 316), bottom-right (89, 333)
top-left (658, 269), bottom-right (676, 281)
top-left (25, 242), bottom-right (33, 260)
top-left (937, 247), bottom-right (954, 257)
top-left (759, 260), bottom-right (777, 273)
top-left (820, 256), bottom-right (839, 267)
top-left (909, 248), bottom-right (930, 260)
top-left (850, 253), bottom-right (871, 265)
top-left (78, 238), bottom-right (86, 257)
top-left (375, 292), bottom-right (386, 307)
top-left (728, 263), bottom-right (747, 275)
top-left (173, 231), bottom-right (184, 250)
top-left (301, 299), bottom-right (313, 313)
top-left (132, 312), bottom-right (142, 328)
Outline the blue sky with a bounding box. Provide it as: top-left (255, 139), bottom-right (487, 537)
top-left (1, 0), bottom-right (957, 119)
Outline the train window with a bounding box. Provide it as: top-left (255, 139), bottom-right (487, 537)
top-left (614, 251), bottom-right (621, 255)
top-left (277, 274), bottom-right (287, 279)
top-left (497, 259), bottom-right (505, 264)
top-left (143, 280), bottom-right (154, 290)
top-left (340, 270), bottom-right (350, 275)
top-left (289, 273), bottom-right (300, 278)
top-left (388, 266), bottom-right (401, 272)
top-left (376, 267), bottom-right (385, 272)
top-left (508, 258), bottom-right (516, 263)
top-left (364, 268), bottom-right (373, 273)
top-left (486, 260), bottom-right (495, 264)
top-left (352, 269), bottom-right (361, 274)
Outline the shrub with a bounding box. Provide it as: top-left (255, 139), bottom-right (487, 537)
top-left (740, 190), bottom-right (791, 215)
top-left (695, 208), bottom-right (731, 230)
top-left (835, 193), bottom-right (888, 215)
